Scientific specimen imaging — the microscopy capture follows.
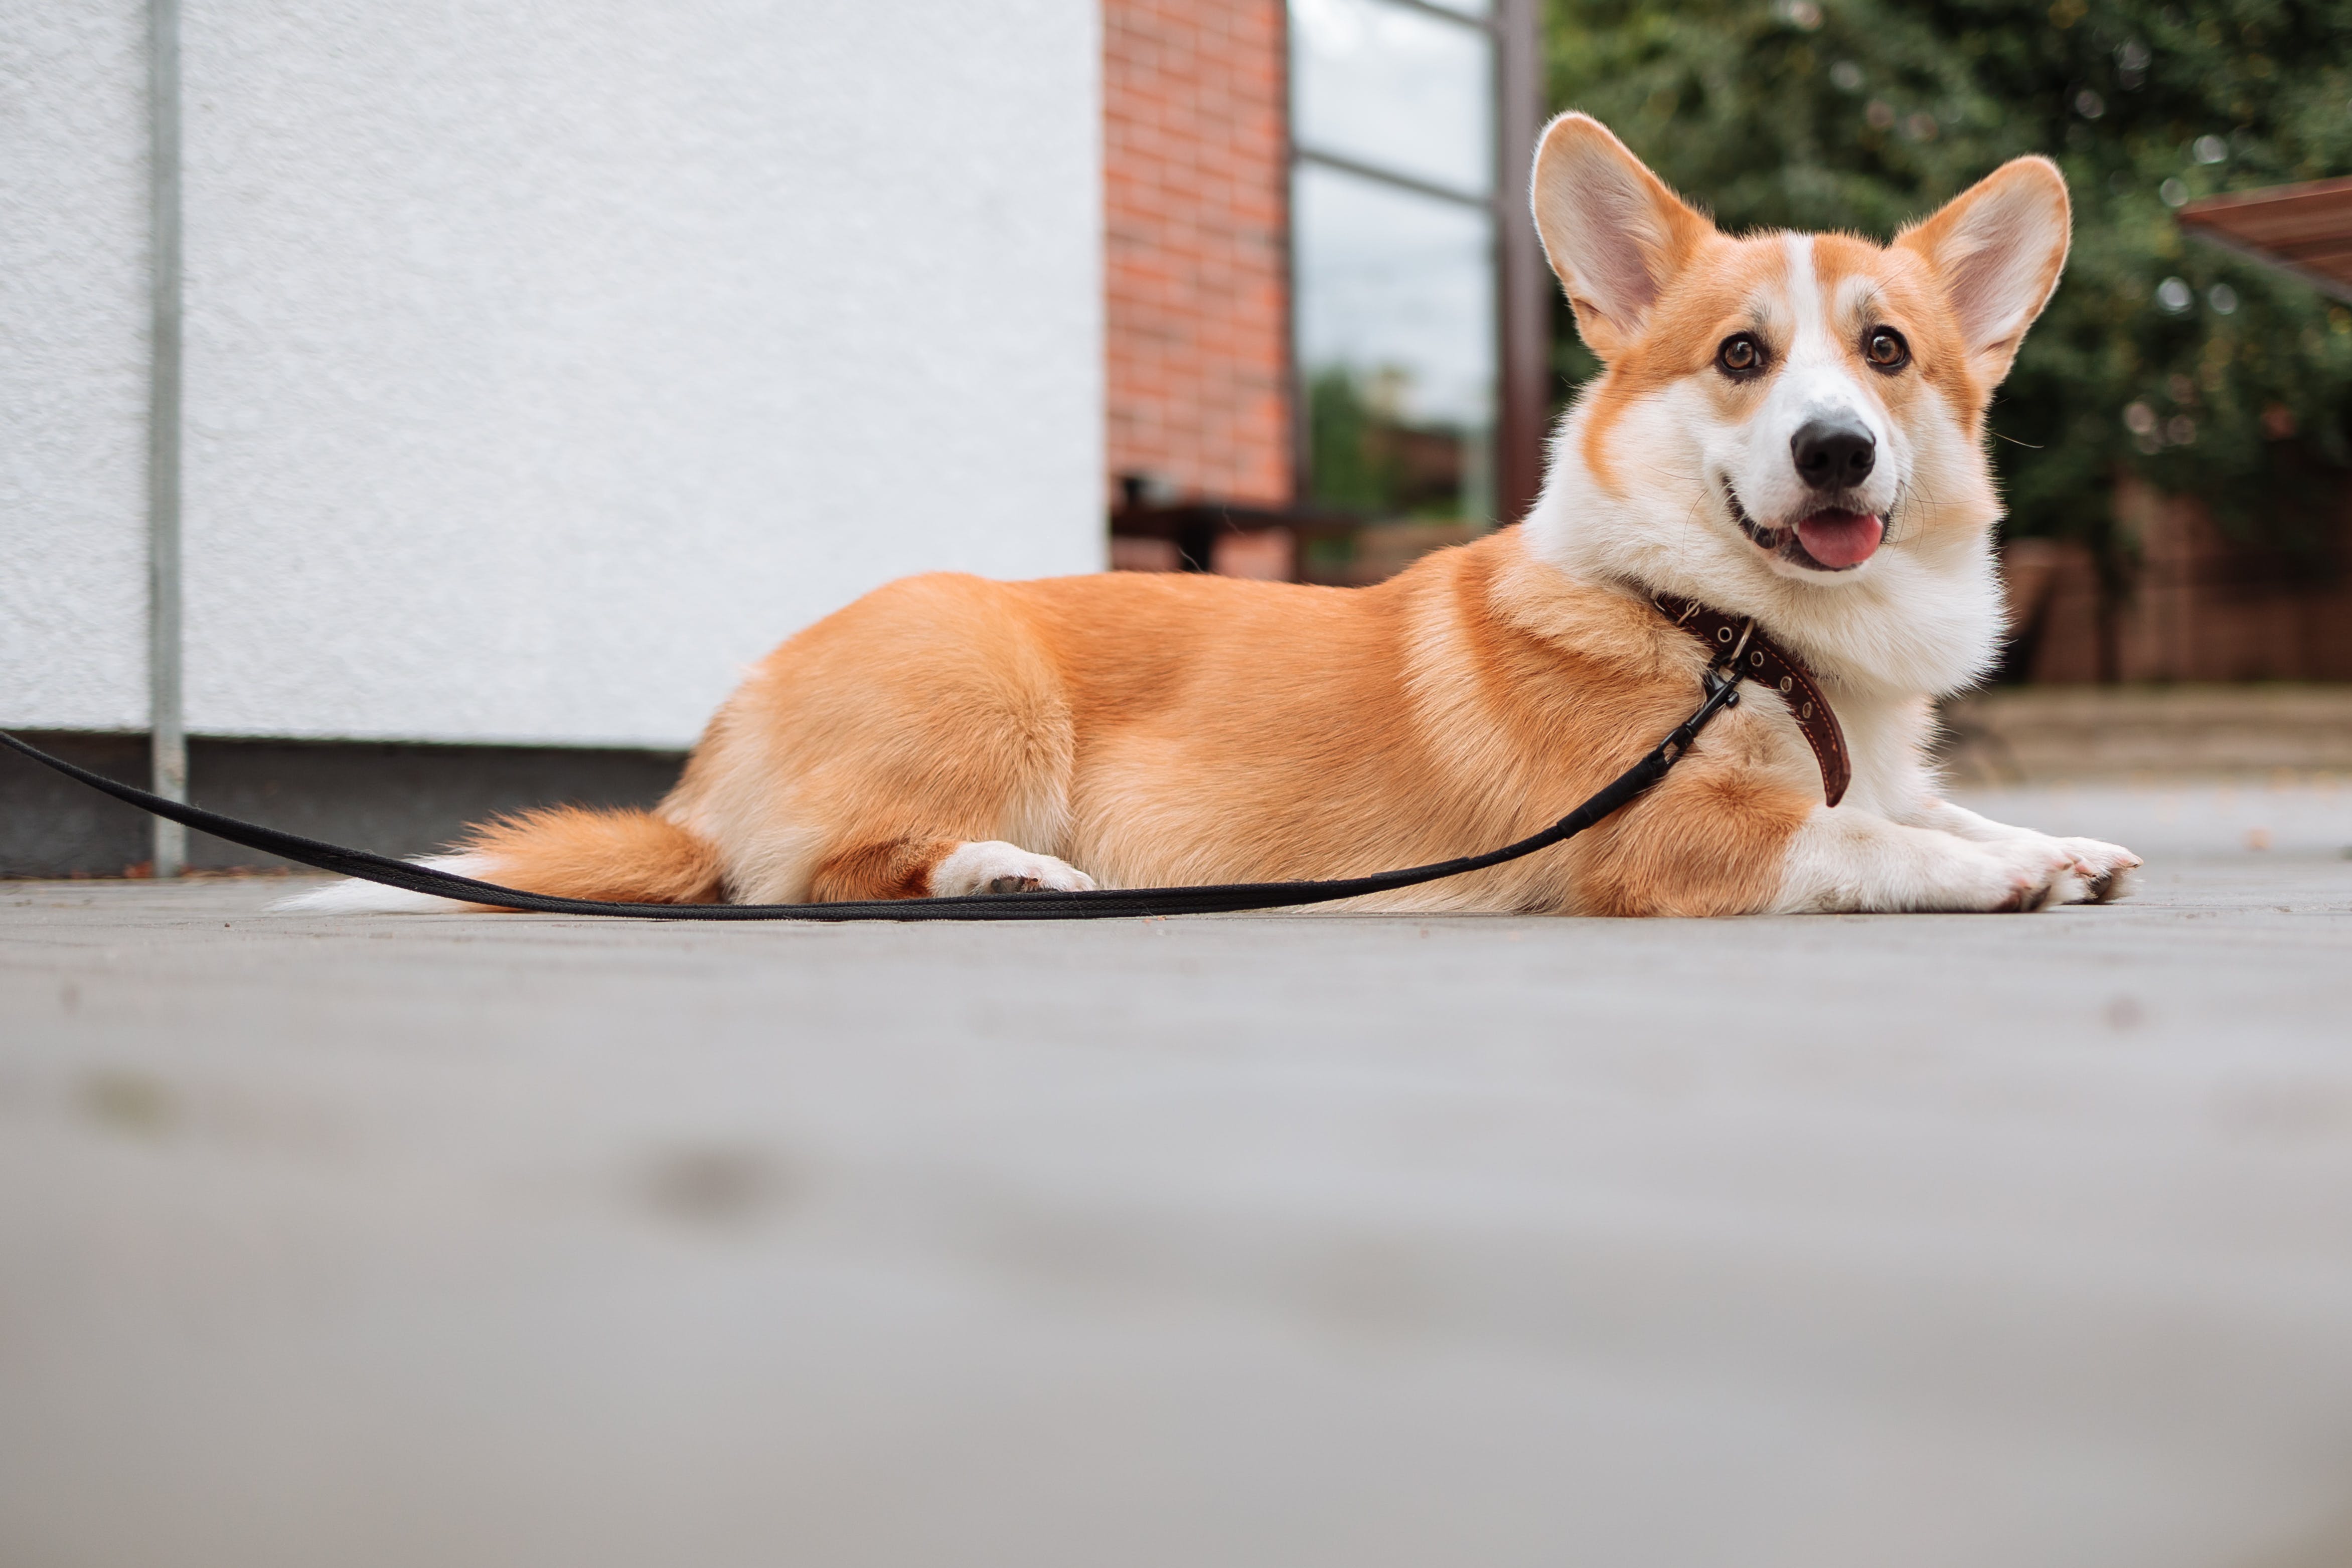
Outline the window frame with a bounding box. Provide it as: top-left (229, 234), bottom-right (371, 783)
top-left (1283, 0), bottom-right (1546, 529)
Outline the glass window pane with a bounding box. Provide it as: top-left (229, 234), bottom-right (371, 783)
top-left (1294, 163), bottom-right (1494, 521)
top-left (1291, 0), bottom-right (1494, 199)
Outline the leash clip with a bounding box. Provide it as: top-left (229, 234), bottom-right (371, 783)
top-left (1698, 617), bottom-right (1756, 705)
top-left (1660, 624), bottom-right (1754, 764)
top-left (1712, 617), bottom-right (1758, 675)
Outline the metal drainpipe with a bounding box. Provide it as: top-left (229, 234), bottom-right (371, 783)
top-left (148, 0), bottom-right (186, 877)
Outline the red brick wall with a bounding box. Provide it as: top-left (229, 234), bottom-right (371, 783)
top-left (1104, 0), bottom-right (1292, 508)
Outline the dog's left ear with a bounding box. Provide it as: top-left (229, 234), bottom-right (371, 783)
top-left (1897, 158), bottom-right (2072, 388)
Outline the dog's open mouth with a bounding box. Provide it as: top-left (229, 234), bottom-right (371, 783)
top-left (1728, 488), bottom-right (1885, 572)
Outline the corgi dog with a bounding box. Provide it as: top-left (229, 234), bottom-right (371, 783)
top-left (295, 114), bottom-right (2137, 919)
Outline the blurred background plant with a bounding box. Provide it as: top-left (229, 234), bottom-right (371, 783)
top-left (1546, 0), bottom-right (2352, 594)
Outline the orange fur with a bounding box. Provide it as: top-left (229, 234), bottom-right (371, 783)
top-left (808, 836), bottom-right (961, 902)
top-left (584, 529), bottom-right (1819, 917)
top-left (460, 807), bottom-right (723, 906)
top-left (1582, 234), bottom-right (1792, 493)
top-left (1812, 233), bottom-right (1987, 435)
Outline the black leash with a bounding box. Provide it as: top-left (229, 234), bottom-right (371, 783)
top-left (2, 651), bottom-right (1747, 921)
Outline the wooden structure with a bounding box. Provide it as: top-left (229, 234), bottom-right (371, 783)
top-left (2177, 175), bottom-right (2352, 304)
top-left (2000, 476), bottom-right (2352, 686)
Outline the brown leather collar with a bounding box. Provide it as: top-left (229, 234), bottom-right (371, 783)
top-left (1651, 593), bottom-right (1849, 807)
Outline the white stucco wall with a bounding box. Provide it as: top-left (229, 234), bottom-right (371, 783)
top-left (0, 5), bottom-right (153, 732)
top-left (3, 0), bottom-right (1102, 748)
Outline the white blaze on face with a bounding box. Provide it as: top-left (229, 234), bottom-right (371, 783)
top-left (1722, 236), bottom-right (1905, 551)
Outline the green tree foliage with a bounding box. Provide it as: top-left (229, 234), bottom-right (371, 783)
top-left (1306, 368), bottom-right (1395, 514)
top-left (1545, 0), bottom-right (2352, 568)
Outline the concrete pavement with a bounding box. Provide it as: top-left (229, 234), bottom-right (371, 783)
top-left (3, 780), bottom-right (2350, 1567)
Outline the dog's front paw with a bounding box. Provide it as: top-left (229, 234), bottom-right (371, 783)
top-left (929, 841), bottom-right (1097, 898)
top-left (2054, 837), bottom-right (2141, 903)
top-left (1981, 837), bottom-right (2089, 912)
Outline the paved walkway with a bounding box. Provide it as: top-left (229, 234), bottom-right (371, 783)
top-left (4, 783), bottom-right (2350, 1567)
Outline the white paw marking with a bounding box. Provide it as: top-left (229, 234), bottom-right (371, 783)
top-left (1979, 837), bottom-right (2087, 912)
top-left (928, 841), bottom-right (1096, 897)
top-left (2056, 836), bottom-right (2142, 903)
top-left (1982, 832), bottom-right (2143, 908)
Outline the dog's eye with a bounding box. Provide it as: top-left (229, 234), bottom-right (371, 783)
top-left (1716, 334), bottom-right (1765, 377)
top-left (1864, 327), bottom-right (1910, 371)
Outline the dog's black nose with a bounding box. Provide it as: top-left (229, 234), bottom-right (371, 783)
top-left (1792, 419), bottom-right (1876, 491)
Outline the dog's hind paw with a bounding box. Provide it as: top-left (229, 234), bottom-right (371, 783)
top-left (928, 841), bottom-right (1096, 898)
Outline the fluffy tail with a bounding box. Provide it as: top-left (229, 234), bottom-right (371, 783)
top-left (278, 807), bottom-right (724, 914)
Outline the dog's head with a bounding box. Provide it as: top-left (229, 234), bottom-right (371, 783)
top-left (1527, 114), bottom-right (2068, 614)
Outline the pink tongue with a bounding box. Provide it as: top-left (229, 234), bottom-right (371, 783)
top-left (1795, 509), bottom-right (1884, 568)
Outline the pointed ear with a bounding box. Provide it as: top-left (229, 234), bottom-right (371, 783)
top-left (1897, 158), bottom-right (2072, 387)
top-left (1529, 113), bottom-right (1713, 361)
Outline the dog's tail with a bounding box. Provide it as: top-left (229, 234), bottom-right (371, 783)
top-left (278, 806), bottom-right (724, 913)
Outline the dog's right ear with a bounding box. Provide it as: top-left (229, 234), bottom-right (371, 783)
top-left (1530, 113), bottom-right (1713, 361)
